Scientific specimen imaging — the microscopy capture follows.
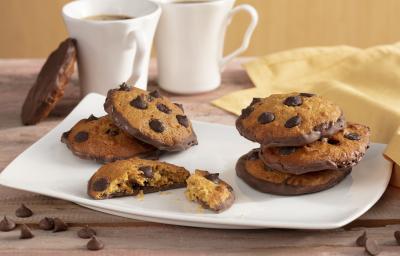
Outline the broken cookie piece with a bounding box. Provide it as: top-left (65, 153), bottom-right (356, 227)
top-left (87, 158), bottom-right (190, 199)
top-left (185, 170), bottom-right (235, 213)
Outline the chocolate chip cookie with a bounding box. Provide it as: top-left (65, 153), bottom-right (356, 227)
top-left (104, 84), bottom-right (198, 151)
top-left (236, 93), bottom-right (346, 147)
top-left (236, 149), bottom-right (351, 195)
top-left (21, 38), bottom-right (77, 125)
top-left (185, 170), bottom-right (235, 213)
top-left (88, 158), bottom-right (190, 199)
top-left (260, 123), bottom-right (370, 175)
top-left (62, 115), bottom-right (161, 163)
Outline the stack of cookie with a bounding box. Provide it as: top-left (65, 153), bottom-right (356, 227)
top-left (235, 93), bottom-right (371, 195)
top-left (62, 83), bottom-right (198, 163)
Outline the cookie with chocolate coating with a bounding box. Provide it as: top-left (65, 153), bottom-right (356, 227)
top-left (62, 115), bottom-right (161, 163)
top-left (185, 170), bottom-right (234, 213)
top-left (21, 38), bottom-right (77, 125)
top-left (104, 85), bottom-right (198, 151)
top-left (236, 149), bottom-right (351, 196)
top-left (260, 123), bottom-right (370, 175)
top-left (236, 93), bottom-right (346, 147)
top-left (88, 158), bottom-right (190, 199)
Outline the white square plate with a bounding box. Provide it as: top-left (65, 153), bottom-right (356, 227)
top-left (0, 93), bottom-right (392, 229)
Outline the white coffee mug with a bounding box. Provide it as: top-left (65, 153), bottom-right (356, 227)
top-left (62, 0), bottom-right (161, 96)
top-left (154, 0), bottom-right (258, 94)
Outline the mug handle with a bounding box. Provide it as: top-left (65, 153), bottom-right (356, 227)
top-left (219, 4), bottom-right (259, 70)
top-left (126, 30), bottom-right (147, 85)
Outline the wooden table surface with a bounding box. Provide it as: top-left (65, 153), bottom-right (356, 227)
top-left (1, 59), bottom-right (400, 255)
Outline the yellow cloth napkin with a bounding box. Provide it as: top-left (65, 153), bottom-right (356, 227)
top-left (213, 43), bottom-right (400, 185)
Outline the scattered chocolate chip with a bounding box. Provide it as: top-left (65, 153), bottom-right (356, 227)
top-left (250, 98), bottom-right (262, 106)
top-left (258, 112), bottom-right (275, 124)
top-left (174, 103), bottom-right (184, 112)
top-left (53, 218), bottom-right (68, 232)
top-left (283, 96), bottom-right (303, 106)
top-left (365, 239), bottom-right (381, 255)
top-left (92, 178), bottom-right (109, 192)
top-left (205, 173), bottom-right (220, 184)
top-left (78, 225), bottom-right (97, 239)
top-left (157, 103), bottom-right (171, 114)
top-left (130, 95), bottom-right (148, 109)
top-left (87, 115), bottom-right (98, 121)
top-left (394, 231), bottom-right (400, 245)
top-left (139, 166), bottom-right (153, 178)
top-left (74, 131), bottom-right (89, 143)
top-left (149, 119), bottom-right (165, 133)
top-left (240, 106), bottom-right (253, 118)
top-left (119, 82), bottom-right (130, 91)
top-left (356, 231), bottom-right (367, 246)
top-left (285, 115), bottom-right (302, 128)
top-left (344, 132), bottom-right (361, 141)
top-left (39, 217), bottom-right (54, 230)
top-left (279, 147), bottom-right (297, 155)
top-left (176, 115), bottom-right (189, 128)
top-left (0, 216), bottom-right (16, 231)
top-left (15, 204), bottom-right (33, 218)
top-left (19, 224), bottom-right (34, 239)
top-left (300, 92), bottom-right (315, 97)
top-left (149, 90), bottom-right (161, 98)
top-left (327, 139), bottom-right (341, 145)
top-left (87, 236), bottom-right (104, 251)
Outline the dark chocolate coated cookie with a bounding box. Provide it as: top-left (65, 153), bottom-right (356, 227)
top-left (104, 85), bottom-right (197, 151)
top-left (62, 115), bottom-right (161, 163)
top-left (236, 93), bottom-right (346, 147)
top-left (260, 123), bottom-right (370, 175)
top-left (21, 38), bottom-right (77, 125)
top-left (236, 149), bottom-right (351, 196)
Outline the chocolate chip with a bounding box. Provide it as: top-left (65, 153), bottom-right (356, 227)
top-left (279, 147), bottom-right (297, 155)
top-left (283, 96), bottom-right (303, 106)
top-left (139, 166), bottom-right (153, 178)
top-left (15, 204), bottom-right (33, 218)
top-left (300, 92), bottom-right (315, 97)
top-left (394, 231), bottom-right (400, 245)
top-left (344, 132), bottom-right (361, 141)
top-left (87, 236), bottom-right (104, 251)
top-left (39, 217), bottom-right (54, 230)
top-left (327, 139), bottom-right (341, 145)
top-left (118, 82), bottom-right (131, 91)
top-left (157, 103), bottom-right (171, 114)
top-left (149, 119), bottom-right (165, 133)
top-left (106, 129), bottom-right (119, 137)
top-left (250, 97), bottom-right (262, 106)
top-left (285, 115), bottom-right (302, 128)
top-left (205, 173), bottom-right (220, 184)
top-left (19, 224), bottom-right (34, 239)
top-left (356, 231), bottom-right (367, 246)
top-left (78, 225), bottom-right (97, 239)
top-left (149, 90), bottom-right (161, 98)
top-left (0, 216), bottom-right (16, 231)
top-left (53, 218), bottom-right (68, 232)
top-left (87, 115), bottom-right (98, 121)
top-left (176, 115), bottom-right (189, 128)
top-left (258, 112), bottom-right (275, 124)
top-left (248, 150), bottom-right (259, 160)
top-left (74, 131), bottom-right (89, 143)
top-left (365, 239), bottom-right (381, 255)
top-left (130, 95), bottom-right (148, 109)
top-left (174, 103), bottom-right (184, 112)
top-left (240, 106), bottom-right (253, 118)
top-left (92, 178), bottom-right (109, 192)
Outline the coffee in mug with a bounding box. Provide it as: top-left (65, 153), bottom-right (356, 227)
top-left (84, 14), bottom-right (135, 21)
